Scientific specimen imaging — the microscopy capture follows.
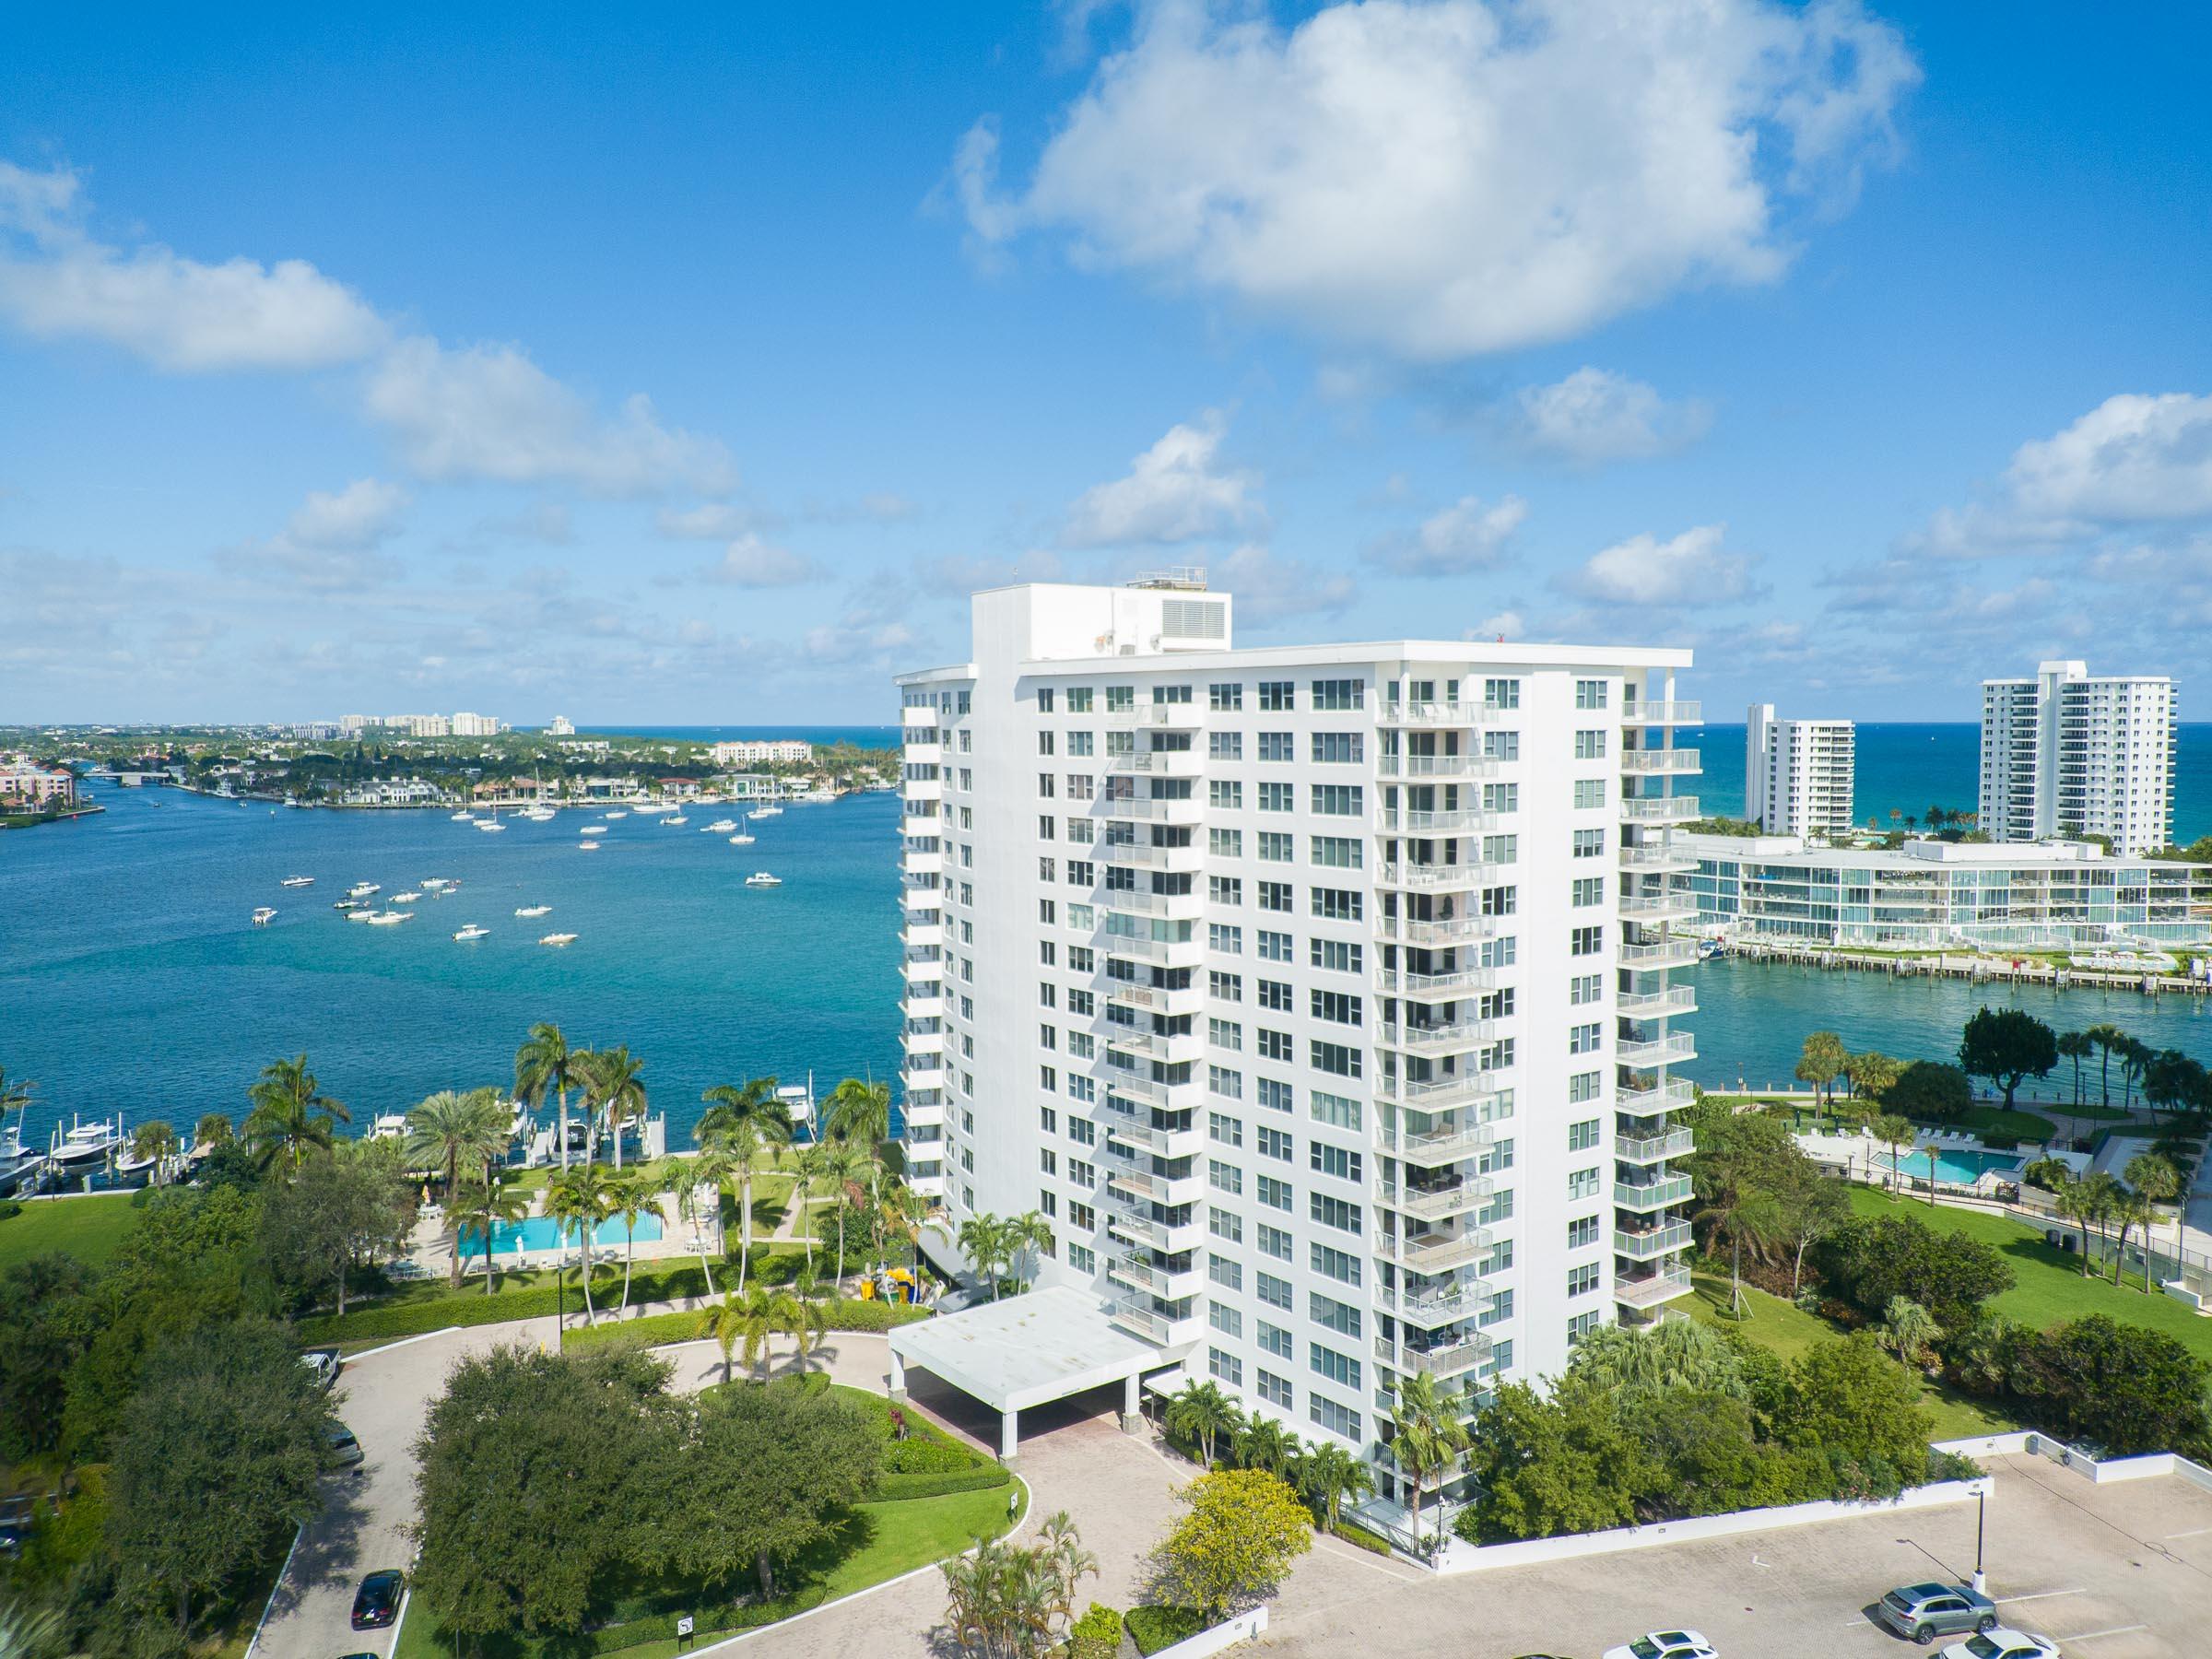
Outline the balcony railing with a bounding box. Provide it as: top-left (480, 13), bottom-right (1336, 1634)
top-left (1375, 807), bottom-right (1501, 834)
top-left (1376, 1229), bottom-right (1496, 1272)
top-left (1101, 933), bottom-right (1201, 966)
top-left (1614, 1221), bottom-right (1693, 1260)
top-left (1100, 888), bottom-right (1202, 919)
top-left (1107, 1296), bottom-right (1199, 1345)
top-left (1616, 1033), bottom-right (1696, 1067)
top-left (1618, 938), bottom-right (1699, 970)
top-left (1375, 965), bottom-right (1499, 998)
top-left (1107, 704), bottom-right (1204, 729)
top-left (1614, 1174), bottom-right (1694, 1211)
top-left (1107, 749), bottom-right (1205, 775)
top-left (1099, 839), bottom-right (1202, 871)
top-left (1617, 986), bottom-right (1697, 1018)
top-left (1375, 754), bottom-right (1495, 779)
top-left (1375, 1330), bottom-right (1494, 1377)
top-left (1378, 861), bottom-right (1500, 891)
top-left (1101, 795), bottom-right (1203, 823)
top-left (1377, 1175), bottom-right (1496, 1219)
top-left (1619, 700), bottom-right (1701, 725)
top-left (1377, 1018), bottom-right (1500, 1053)
top-left (1376, 1281), bottom-right (1487, 1324)
top-left (1619, 894), bottom-right (1700, 924)
top-left (1377, 1073), bottom-right (1504, 1112)
top-left (1620, 748), bottom-right (1701, 775)
top-left (1618, 843), bottom-right (1698, 871)
top-left (1614, 1267), bottom-right (1695, 1308)
top-left (1377, 1121), bottom-right (1497, 1164)
top-left (1619, 794), bottom-right (1700, 823)
top-left (1618, 1077), bottom-right (1697, 1117)
top-left (1377, 912), bottom-right (1497, 947)
top-left (1377, 700), bottom-right (1478, 727)
top-left (1615, 1128), bottom-right (1695, 1165)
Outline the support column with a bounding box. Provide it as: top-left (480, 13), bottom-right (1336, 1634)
top-left (999, 1407), bottom-right (1019, 1465)
top-left (888, 1348), bottom-right (907, 1406)
top-left (1122, 1372), bottom-right (1144, 1434)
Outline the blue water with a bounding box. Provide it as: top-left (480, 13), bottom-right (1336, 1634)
top-left (584, 724), bottom-right (900, 747)
top-left (488, 1213), bottom-right (663, 1254)
top-left (5, 777), bottom-right (2211, 1154)
top-left (1697, 723), bottom-right (2212, 843)
top-left (1924, 1147), bottom-right (2026, 1184)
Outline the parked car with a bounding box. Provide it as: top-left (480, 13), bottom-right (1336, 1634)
top-left (301, 1347), bottom-right (341, 1392)
top-left (1877, 1582), bottom-right (2000, 1644)
top-left (1936, 1631), bottom-right (2059, 1659)
top-left (1603, 1634), bottom-right (1717, 1659)
top-left (325, 1423), bottom-right (363, 1468)
top-left (350, 1569), bottom-right (403, 1630)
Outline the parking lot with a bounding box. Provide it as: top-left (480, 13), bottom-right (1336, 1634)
top-left (1261, 1454), bottom-right (2212, 1659)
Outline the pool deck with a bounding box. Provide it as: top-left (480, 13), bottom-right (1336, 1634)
top-left (404, 1190), bottom-right (688, 1279)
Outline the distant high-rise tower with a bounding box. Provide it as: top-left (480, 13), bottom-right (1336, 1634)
top-left (1979, 661), bottom-right (2176, 855)
top-left (1744, 705), bottom-right (1855, 837)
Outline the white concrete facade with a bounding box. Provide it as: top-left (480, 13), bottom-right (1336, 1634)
top-left (893, 580), bottom-right (1700, 1515)
top-left (1980, 660), bottom-right (2177, 855)
top-left (1744, 703), bottom-right (1854, 837)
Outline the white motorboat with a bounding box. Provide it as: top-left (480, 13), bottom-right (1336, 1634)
top-left (524, 807), bottom-right (556, 822)
top-left (663, 815), bottom-right (689, 826)
top-left (515, 904), bottom-right (552, 918)
top-left (453, 924), bottom-right (491, 942)
top-left (421, 877), bottom-right (451, 890)
top-left (346, 907), bottom-right (380, 922)
top-left (477, 819), bottom-right (506, 833)
top-left (452, 810), bottom-right (476, 821)
top-left (0, 1112), bottom-right (40, 1197)
top-left (745, 872), bottom-right (782, 888)
top-left (252, 907), bottom-right (277, 925)
top-left (728, 831), bottom-right (755, 844)
top-left (605, 809), bottom-right (630, 819)
top-left (365, 910), bottom-right (413, 925)
top-left (368, 1112), bottom-right (409, 1140)
top-left (48, 1115), bottom-right (124, 1173)
top-left (392, 890), bottom-right (424, 903)
top-left (280, 875), bottom-right (314, 888)
top-left (578, 840), bottom-right (600, 851)
top-left (631, 803), bottom-right (670, 816)
top-left (539, 932), bottom-right (578, 947)
top-left (749, 803), bottom-right (782, 818)
top-left (347, 882), bottom-right (380, 898)
top-left (705, 819), bottom-right (738, 833)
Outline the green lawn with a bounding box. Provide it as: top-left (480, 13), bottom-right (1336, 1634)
top-left (0, 1192), bottom-right (143, 1269)
top-left (1845, 1187), bottom-right (2212, 1366)
top-left (1682, 1270), bottom-right (2018, 1441)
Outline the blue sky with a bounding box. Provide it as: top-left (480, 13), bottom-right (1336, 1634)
top-left (3, 2), bottom-right (2209, 725)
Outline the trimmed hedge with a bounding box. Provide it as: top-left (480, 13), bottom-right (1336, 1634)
top-left (562, 1298), bottom-right (928, 1354)
top-left (875, 1465), bottom-right (1011, 1501)
top-left (1126, 1605), bottom-right (1206, 1655)
top-left (881, 1436), bottom-right (972, 1474)
top-left (1331, 1518), bottom-right (1394, 1556)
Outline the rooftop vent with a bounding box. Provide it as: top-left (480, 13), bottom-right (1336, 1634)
top-left (1129, 567), bottom-right (1208, 592)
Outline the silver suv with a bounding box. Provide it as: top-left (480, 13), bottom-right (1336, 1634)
top-left (1876, 1583), bottom-right (1998, 1644)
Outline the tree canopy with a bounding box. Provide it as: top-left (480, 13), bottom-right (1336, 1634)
top-left (1958, 1006), bottom-right (2058, 1111)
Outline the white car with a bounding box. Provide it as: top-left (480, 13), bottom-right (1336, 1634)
top-left (1603, 1634), bottom-right (1716, 1659)
top-left (1939, 1631), bottom-right (2060, 1659)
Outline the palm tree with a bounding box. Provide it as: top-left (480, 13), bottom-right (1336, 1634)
top-left (2124, 1151), bottom-right (2183, 1293)
top-left (514, 1022), bottom-right (582, 1171)
top-left (129, 1120), bottom-right (177, 1183)
top-left (725, 1124), bottom-right (763, 1291)
top-left (1294, 1440), bottom-right (1374, 1534)
top-left (1004, 1209), bottom-right (1054, 1292)
top-left (2084, 1023), bottom-right (2126, 1107)
top-left (406, 1088), bottom-right (511, 1287)
top-left (877, 1178), bottom-right (933, 1284)
top-left (1869, 1112), bottom-right (1914, 1197)
top-left (958, 1212), bottom-right (1012, 1300)
top-left (242, 1053), bottom-right (350, 1174)
top-left (1387, 1371), bottom-right (1470, 1552)
top-left (191, 1112), bottom-right (234, 1153)
top-left (605, 1168), bottom-right (658, 1312)
top-left (1163, 1379), bottom-right (1240, 1466)
top-left (698, 1076), bottom-right (792, 1150)
top-left (825, 1139), bottom-right (876, 1288)
top-left (450, 1170), bottom-right (529, 1293)
top-left (1878, 1296), bottom-right (1943, 1369)
top-left (1234, 1413), bottom-right (1300, 1479)
top-left (697, 1285), bottom-right (806, 1383)
top-left (2110, 1189), bottom-right (2158, 1291)
top-left (2057, 1030), bottom-right (2091, 1111)
top-left (826, 1077), bottom-right (894, 1186)
top-left (584, 1045), bottom-right (647, 1170)
top-left (1036, 1511), bottom-right (1099, 1634)
top-left (790, 1139), bottom-right (830, 1272)
top-left (546, 1163), bottom-right (612, 1324)
top-left (685, 1135), bottom-right (739, 1294)
top-left (2117, 1036), bottom-right (2153, 1112)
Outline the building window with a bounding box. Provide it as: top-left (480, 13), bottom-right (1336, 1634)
top-left (1258, 830), bottom-right (1293, 862)
top-left (1311, 1242), bottom-right (1360, 1286)
top-left (1257, 978), bottom-right (1292, 1012)
top-left (1572, 877), bottom-right (1604, 907)
top-left (1311, 783), bottom-right (1363, 817)
top-left (1258, 781), bottom-right (1293, 813)
top-left (1209, 875), bottom-right (1244, 906)
top-left (1208, 1065), bottom-right (1243, 1100)
top-left (1257, 1270), bottom-right (1293, 1310)
top-left (1573, 778), bottom-right (1606, 809)
top-left (1209, 826), bottom-right (1242, 856)
top-left (1209, 969), bottom-right (1243, 1001)
top-left (1569, 1310), bottom-right (1606, 1344)
top-left (1257, 1174), bottom-right (1293, 1212)
top-left (1567, 1118), bottom-right (1600, 1151)
top-left (1575, 678), bottom-right (1609, 710)
top-left (1309, 1193), bottom-right (1362, 1234)
top-left (1574, 729), bottom-right (1607, 759)
top-left (1568, 1167), bottom-right (1603, 1200)
top-left (1259, 1323), bottom-right (1293, 1360)
top-left (1311, 888), bottom-right (1362, 923)
top-left (1568, 1070), bottom-right (1601, 1103)
top-left (1210, 779), bottom-right (1244, 809)
top-left (1208, 1205), bottom-right (1243, 1243)
top-left (1309, 1343), bottom-right (1360, 1391)
top-left (1312, 732), bottom-right (1363, 764)
top-left (1311, 938), bottom-right (1362, 975)
top-left (1208, 1347), bottom-right (1243, 1386)
top-left (1309, 1089), bottom-right (1360, 1131)
top-left (1258, 879), bottom-right (1293, 912)
top-left (1258, 1370), bottom-right (1293, 1409)
top-left (1210, 682), bottom-right (1243, 712)
top-left (1568, 1214), bottom-right (1602, 1250)
top-left (1310, 1142), bottom-right (1360, 1182)
top-left (1570, 1021), bottom-right (1603, 1054)
top-left (1571, 924), bottom-right (1604, 956)
top-left (1259, 731), bottom-right (1295, 762)
top-left (1309, 1395), bottom-right (1359, 1442)
top-left (1209, 1253), bottom-right (1244, 1293)
top-left (1209, 1110), bottom-right (1243, 1146)
top-left (1257, 1029), bottom-right (1292, 1063)
top-left (1312, 677), bottom-right (1363, 711)
top-left (1256, 1077), bottom-right (1294, 1114)
top-left (1208, 1158), bottom-right (1244, 1195)
top-left (1259, 680), bottom-right (1294, 712)
top-left (1257, 1222), bottom-right (1293, 1261)
top-left (1311, 835), bottom-right (1362, 869)
top-left (1256, 1125), bottom-right (1293, 1161)
top-left (1310, 1041), bottom-right (1361, 1078)
top-left (1209, 731), bottom-right (1243, 761)
top-left (1209, 923), bottom-right (1243, 955)
top-left (1258, 930), bottom-right (1293, 963)
top-left (1569, 973), bottom-right (1603, 1006)
top-left (1572, 827), bottom-right (1606, 857)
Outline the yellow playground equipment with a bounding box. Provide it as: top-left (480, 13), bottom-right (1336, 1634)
top-left (858, 1267), bottom-right (921, 1303)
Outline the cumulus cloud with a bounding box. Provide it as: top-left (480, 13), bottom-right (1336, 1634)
top-left (2005, 393), bottom-right (2212, 524)
top-left (1365, 493), bottom-right (1526, 576)
top-left (284, 477), bottom-right (408, 550)
top-left (1061, 414), bottom-right (1260, 547)
top-left (804, 617), bottom-right (918, 664)
top-left (696, 533), bottom-right (823, 588)
top-left (364, 336), bottom-right (735, 497)
top-left (1571, 524), bottom-right (1759, 606)
top-left (655, 502), bottom-right (779, 540)
top-left (959, 0), bottom-right (1918, 359)
top-left (0, 161), bottom-right (388, 371)
top-left (1508, 368), bottom-right (1712, 464)
top-left (1474, 609), bottom-right (1524, 640)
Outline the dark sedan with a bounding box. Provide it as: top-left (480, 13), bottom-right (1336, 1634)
top-left (350, 1569), bottom-right (403, 1630)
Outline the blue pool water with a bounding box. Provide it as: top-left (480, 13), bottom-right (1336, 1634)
top-left (485, 1213), bottom-right (665, 1255)
top-left (1919, 1147), bottom-right (2025, 1185)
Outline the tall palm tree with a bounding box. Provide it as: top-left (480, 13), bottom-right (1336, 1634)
top-left (2124, 1151), bottom-right (2183, 1293)
top-left (877, 1178), bottom-right (933, 1284)
top-left (685, 1135), bottom-right (740, 1293)
top-left (1037, 1511), bottom-right (1099, 1635)
top-left (2117, 1036), bottom-right (2153, 1112)
top-left (129, 1120), bottom-right (177, 1183)
top-left (1868, 1112), bottom-right (1915, 1198)
top-left (242, 1053), bottom-right (349, 1175)
top-left (450, 1169), bottom-right (529, 1293)
top-left (698, 1076), bottom-right (792, 1150)
top-left (2111, 1189), bottom-right (2158, 1291)
top-left (1234, 1414), bottom-right (1300, 1479)
top-left (585, 1045), bottom-right (648, 1170)
top-left (546, 1163), bottom-right (613, 1324)
top-left (605, 1168), bottom-right (659, 1313)
top-left (826, 1076), bottom-right (894, 1182)
top-left (696, 1285), bottom-right (806, 1383)
top-left (1296, 1441), bottom-right (1374, 1534)
top-left (2083, 1023), bottom-right (2126, 1107)
top-left (1387, 1372), bottom-right (1470, 1552)
top-left (790, 1139), bottom-right (830, 1272)
top-left (1163, 1379), bottom-right (1239, 1466)
top-left (406, 1088), bottom-right (510, 1287)
top-left (958, 1212), bottom-right (1012, 1300)
top-left (191, 1112), bottom-right (233, 1153)
top-left (1004, 1209), bottom-right (1055, 1293)
top-left (514, 1022), bottom-right (582, 1171)
top-left (825, 1139), bottom-right (876, 1289)
top-left (725, 1124), bottom-right (763, 1291)
top-left (2057, 1030), bottom-right (2091, 1110)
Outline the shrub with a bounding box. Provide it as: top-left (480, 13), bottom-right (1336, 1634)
top-left (1817, 1214), bottom-right (2014, 1333)
top-left (559, 1298), bottom-right (928, 1354)
top-left (875, 1465), bottom-right (1012, 1501)
top-left (1125, 1605), bottom-right (1206, 1655)
top-left (1070, 1603), bottom-right (1124, 1659)
top-left (1330, 1518), bottom-right (1394, 1556)
top-left (881, 1437), bottom-right (972, 1474)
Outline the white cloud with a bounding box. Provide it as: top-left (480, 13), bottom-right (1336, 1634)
top-left (1365, 493), bottom-right (1526, 576)
top-left (698, 533), bottom-right (822, 588)
top-left (477, 502), bottom-right (575, 545)
top-left (1509, 368), bottom-right (1712, 464)
top-left (365, 336), bottom-right (736, 497)
top-left (655, 502), bottom-right (776, 540)
top-left (0, 161), bottom-right (387, 371)
top-left (1571, 524), bottom-right (1758, 606)
top-left (803, 618), bottom-right (918, 664)
top-left (285, 477), bottom-right (408, 550)
top-left (959, 0), bottom-right (1917, 359)
top-left (1061, 414), bottom-right (1259, 547)
top-left (1212, 542), bottom-right (1355, 625)
top-left (1475, 609), bottom-right (1524, 640)
top-left (2005, 393), bottom-right (2212, 524)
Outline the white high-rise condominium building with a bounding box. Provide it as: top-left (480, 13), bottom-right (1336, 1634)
top-left (894, 578), bottom-right (1700, 1523)
top-left (1980, 661), bottom-right (2177, 856)
top-left (1744, 704), bottom-right (1855, 837)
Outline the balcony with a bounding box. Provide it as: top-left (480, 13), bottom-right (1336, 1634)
top-left (1377, 1018), bottom-right (1500, 1054)
top-left (902, 740), bottom-right (943, 767)
top-left (901, 704), bottom-right (939, 730)
top-left (1101, 1070), bottom-right (1201, 1111)
top-left (1106, 1253), bottom-right (1206, 1300)
top-left (1376, 1280), bottom-right (1488, 1326)
top-left (900, 1026), bottom-right (945, 1057)
top-left (1101, 794), bottom-right (1204, 825)
top-left (907, 1171), bottom-right (947, 1200)
top-left (1375, 964), bottom-right (1499, 999)
top-left (1618, 938), bottom-right (1699, 971)
top-left (1103, 1115), bottom-right (1206, 1159)
top-left (1107, 1297), bottom-right (1205, 1347)
top-left (1099, 838), bottom-right (1204, 873)
top-left (1377, 1073), bottom-right (1504, 1113)
top-left (1619, 893), bottom-right (1700, 925)
top-left (1102, 1025), bottom-right (1206, 1066)
top-left (1614, 1174), bottom-right (1694, 1211)
top-left (897, 922), bottom-right (945, 952)
top-left (1101, 933), bottom-right (1202, 968)
top-left (1617, 986), bottom-right (1697, 1018)
top-left (1105, 981), bottom-right (1205, 1018)
top-left (1376, 754), bottom-right (1495, 780)
top-left (1377, 700), bottom-right (1474, 728)
top-left (1379, 1120), bottom-right (1497, 1166)
top-left (1616, 1032), bottom-right (1696, 1068)
top-left (900, 1062), bottom-right (944, 1093)
top-left (1614, 1267), bottom-right (1695, 1309)
top-left (1620, 700), bottom-right (1701, 726)
top-left (1377, 912), bottom-right (1497, 947)
top-left (1377, 1229), bottom-right (1496, 1273)
top-left (1615, 1128), bottom-right (1695, 1165)
top-left (1100, 888), bottom-right (1203, 921)
top-left (1375, 807), bottom-right (1500, 835)
top-left (1107, 749), bottom-right (1206, 776)
top-left (1375, 1330), bottom-right (1494, 1378)
top-left (1614, 1221), bottom-right (1693, 1261)
top-left (901, 1099), bottom-right (947, 1130)
top-left (1105, 1164), bottom-right (1206, 1209)
top-left (1103, 1201), bottom-right (1205, 1254)
top-left (1378, 860), bottom-right (1501, 892)
top-left (1620, 748), bottom-right (1701, 775)
top-left (903, 775), bottom-right (944, 803)
top-left (1618, 842), bottom-right (1699, 872)
top-left (1618, 1077), bottom-right (1697, 1118)
top-left (1619, 794), bottom-right (1700, 824)
top-left (899, 813), bottom-right (942, 840)
top-left (900, 846), bottom-right (943, 877)
top-left (1377, 1175), bottom-right (1496, 1220)
top-left (899, 884), bottom-right (939, 912)
top-left (1107, 704), bottom-right (1204, 730)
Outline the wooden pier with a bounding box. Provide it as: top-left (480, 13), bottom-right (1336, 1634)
top-left (1724, 939), bottom-right (2212, 1001)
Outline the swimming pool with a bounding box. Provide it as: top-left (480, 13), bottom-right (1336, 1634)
top-left (482, 1213), bottom-right (665, 1254)
top-left (1914, 1147), bottom-right (2024, 1186)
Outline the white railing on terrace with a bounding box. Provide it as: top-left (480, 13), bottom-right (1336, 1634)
top-left (1618, 1077), bottom-right (1698, 1116)
top-left (1619, 700), bottom-right (1701, 725)
top-left (1614, 1267), bottom-right (1695, 1307)
top-left (1375, 754), bottom-right (1495, 779)
top-left (1377, 861), bottom-right (1501, 890)
top-left (1614, 1221), bottom-right (1694, 1260)
top-left (1617, 986), bottom-right (1697, 1017)
top-left (1614, 1128), bottom-right (1696, 1165)
top-left (1376, 806), bottom-right (1502, 834)
top-left (1377, 1121), bottom-right (1497, 1161)
top-left (1378, 1175), bottom-right (1497, 1218)
top-left (1374, 1330), bottom-right (1495, 1377)
top-left (1620, 748), bottom-right (1701, 774)
top-left (1376, 965), bottom-right (1499, 997)
top-left (1619, 794), bottom-right (1700, 822)
top-left (1378, 912), bottom-right (1497, 946)
top-left (1377, 1018), bottom-right (1501, 1052)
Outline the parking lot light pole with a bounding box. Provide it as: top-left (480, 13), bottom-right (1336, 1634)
top-left (1971, 1487), bottom-right (1987, 1594)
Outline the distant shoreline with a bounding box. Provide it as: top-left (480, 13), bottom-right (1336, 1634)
top-left (0, 802), bottom-right (105, 830)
